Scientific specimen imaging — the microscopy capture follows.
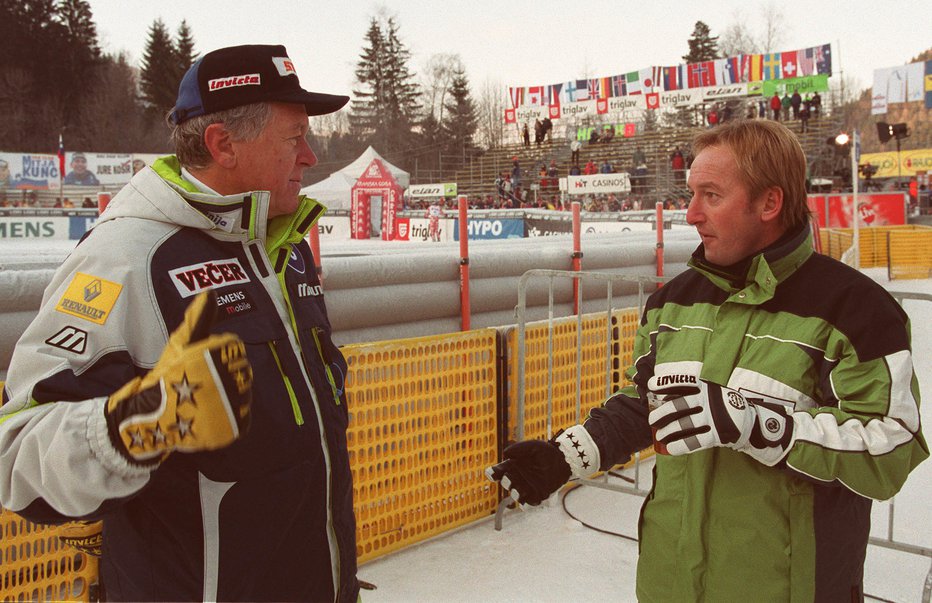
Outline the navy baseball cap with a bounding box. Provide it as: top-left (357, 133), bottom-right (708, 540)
top-left (169, 44), bottom-right (349, 125)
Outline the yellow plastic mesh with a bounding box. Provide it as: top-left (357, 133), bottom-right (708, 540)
top-left (342, 330), bottom-right (500, 564)
top-left (505, 309), bottom-right (640, 444)
top-left (820, 226), bottom-right (931, 268)
top-left (888, 228), bottom-right (932, 280)
top-left (0, 509), bottom-right (97, 602)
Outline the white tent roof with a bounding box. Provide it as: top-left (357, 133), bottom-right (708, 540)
top-left (301, 146), bottom-right (410, 210)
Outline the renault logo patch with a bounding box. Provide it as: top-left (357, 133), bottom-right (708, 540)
top-left (56, 273), bottom-right (123, 325)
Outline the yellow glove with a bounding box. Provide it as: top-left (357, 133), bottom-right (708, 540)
top-left (59, 520), bottom-right (103, 556)
top-left (105, 292), bottom-right (253, 466)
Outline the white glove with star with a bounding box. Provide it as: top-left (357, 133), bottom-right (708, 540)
top-left (647, 374), bottom-right (794, 466)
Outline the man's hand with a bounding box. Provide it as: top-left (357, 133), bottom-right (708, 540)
top-left (648, 375), bottom-right (793, 466)
top-left (105, 292), bottom-right (253, 466)
top-left (485, 425), bottom-right (600, 505)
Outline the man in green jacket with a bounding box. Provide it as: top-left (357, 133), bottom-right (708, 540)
top-left (487, 119), bottom-right (928, 601)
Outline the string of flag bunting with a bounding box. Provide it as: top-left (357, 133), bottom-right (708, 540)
top-left (506, 43), bottom-right (832, 122)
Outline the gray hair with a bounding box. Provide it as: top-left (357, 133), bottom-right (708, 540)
top-left (168, 102), bottom-right (274, 170)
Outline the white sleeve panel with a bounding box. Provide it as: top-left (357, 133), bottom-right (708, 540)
top-left (0, 398), bottom-right (151, 516)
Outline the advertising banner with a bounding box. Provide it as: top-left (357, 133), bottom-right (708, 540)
top-left (582, 221), bottom-right (657, 234)
top-left (0, 153), bottom-right (61, 189)
top-left (394, 217), bottom-right (454, 242)
top-left (0, 216), bottom-right (72, 239)
top-left (453, 218), bottom-right (524, 240)
top-left (63, 152), bottom-right (133, 186)
top-left (659, 89), bottom-right (702, 107)
top-left (861, 149), bottom-right (932, 178)
top-left (761, 75), bottom-right (829, 98)
top-left (807, 193), bottom-right (907, 228)
top-left (566, 173), bottom-right (632, 195)
top-left (701, 83), bottom-right (748, 101)
top-left (408, 183), bottom-right (458, 198)
top-left (525, 218), bottom-right (573, 237)
top-left (316, 215), bottom-right (351, 241)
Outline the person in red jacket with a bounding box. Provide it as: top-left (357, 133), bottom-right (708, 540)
top-left (770, 92), bottom-right (782, 121)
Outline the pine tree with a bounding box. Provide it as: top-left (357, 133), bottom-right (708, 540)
top-left (350, 16), bottom-right (420, 159)
top-left (139, 19), bottom-right (181, 118)
top-left (350, 19), bottom-right (386, 142)
top-left (682, 21), bottom-right (720, 63)
top-left (440, 68), bottom-right (478, 158)
top-left (174, 20), bottom-right (197, 81)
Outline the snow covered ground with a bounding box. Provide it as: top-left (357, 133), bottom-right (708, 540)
top-left (358, 269), bottom-right (932, 603)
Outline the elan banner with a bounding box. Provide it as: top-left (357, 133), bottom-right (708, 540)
top-left (408, 183), bottom-right (458, 198)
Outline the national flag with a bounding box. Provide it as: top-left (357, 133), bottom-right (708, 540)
top-left (763, 53), bottom-right (782, 80)
top-left (600, 76), bottom-right (612, 98)
top-left (716, 56), bottom-right (740, 85)
top-left (815, 44), bottom-right (832, 75)
top-left (798, 47), bottom-right (815, 76)
top-left (548, 83), bottom-right (563, 106)
top-left (626, 71), bottom-right (642, 95)
top-left (574, 79), bottom-right (590, 101)
top-left (662, 66), bottom-right (680, 91)
top-left (563, 80), bottom-right (578, 103)
top-left (527, 86), bottom-right (544, 106)
top-left (58, 134), bottom-right (65, 179)
top-left (688, 62), bottom-right (715, 88)
top-left (781, 50), bottom-right (799, 79)
top-left (639, 67), bottom-right (658, 91)
top-left (645, 92), bottom-right (660, 110)
top-left (612, 74), bottom-right (627, 97)
top-left (508, 87), bottom-right (525, 108)
top-left (742, 54), bottom-right (763, 82)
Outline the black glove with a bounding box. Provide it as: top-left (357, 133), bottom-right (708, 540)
top-left (485, 440), bottom-right (571, 506)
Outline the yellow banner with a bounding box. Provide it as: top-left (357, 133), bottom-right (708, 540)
top-left (860, 149), bottom-right (932, 178)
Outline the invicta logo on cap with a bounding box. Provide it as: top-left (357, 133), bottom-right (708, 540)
top-left (208, 73), bottom-right (261, 91)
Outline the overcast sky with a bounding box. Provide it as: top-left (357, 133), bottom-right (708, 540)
top-left (88, 0), bottom-right (930, 98)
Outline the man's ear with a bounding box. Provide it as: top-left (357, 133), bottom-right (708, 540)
top-left (760, 186), bottom-right (784, 224)
top-left (203, 123), bottom-right (236, 169)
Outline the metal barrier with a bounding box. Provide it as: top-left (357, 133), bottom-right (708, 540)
top-left (494, 270), bottom-right (667, 529)
top-left (874, 292), bottom-right (932, 603)
top-left (888, 229), bottom-right (932, 280)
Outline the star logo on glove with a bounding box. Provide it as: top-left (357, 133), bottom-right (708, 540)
top-left (567, 432), bottom-right (590, 469)
top-left (176, 415), bottom-right (194, 439)
top-left (171, 374), bottom-right (201, 406)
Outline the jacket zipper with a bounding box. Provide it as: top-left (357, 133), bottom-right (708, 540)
top-left (310, 327), bottom-right (341, 405)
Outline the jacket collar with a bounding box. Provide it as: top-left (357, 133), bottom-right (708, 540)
top-left (688, 224), bottom-right (813, 303)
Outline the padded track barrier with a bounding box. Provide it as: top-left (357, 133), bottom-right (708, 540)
top-left (343, 330), bottom-right (500, 563)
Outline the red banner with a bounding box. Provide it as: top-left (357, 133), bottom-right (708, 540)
top-left (504, 109), bottom-right (516, 124)
top-left (807, 193), bottom-right (907, 228)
